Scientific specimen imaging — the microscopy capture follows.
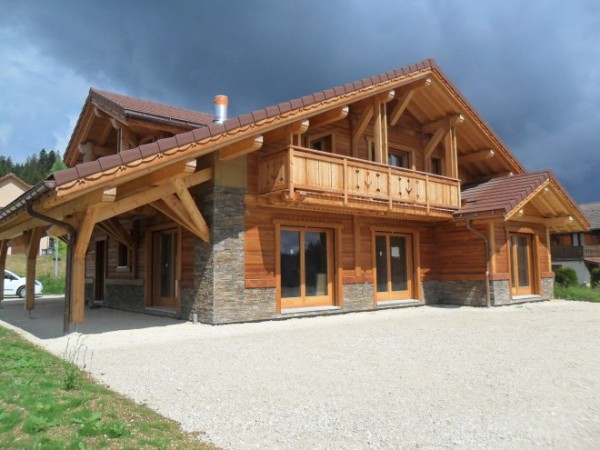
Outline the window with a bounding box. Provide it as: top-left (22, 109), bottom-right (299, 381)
top-left (117, 243), bottom-right (130, 269)
top-left (309, 134), bottom-right (333, 153)
top-left (388, 149), bottom-right (411, 169)
top-left (374, 233), bottom-right (413, 301)
top-left (431, 157), bottom-right (443, 175)
top-left (279, 227), bottom-right (334, 308)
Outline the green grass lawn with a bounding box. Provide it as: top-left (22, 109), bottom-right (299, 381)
top-left (0, 326), bottom-right (216, 449)
top-left (554, 285), bottom-right (600, 303)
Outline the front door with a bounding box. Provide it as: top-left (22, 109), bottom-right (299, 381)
top-left (280, 227), bottom-right (334, 309)
top-left (151, 228), bottom-right (179, 308)
top-left (375, 233), bottom-right (413, 301)
top-left (510, 233), bottom-right (534, 296)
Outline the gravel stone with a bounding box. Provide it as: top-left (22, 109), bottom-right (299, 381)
top-left (4, 300), bottom-right (600, 449)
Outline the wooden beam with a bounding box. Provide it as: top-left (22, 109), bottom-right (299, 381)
top-left (71, 207), bottom-right (99, 324)
top-left (95, 168), bottom-right (212, 223)
top-left (422, 114), bottom-right (464, 134)
top-left (395, 77), bottom-right (432, 94)
top-left (25, 227), bottom-right (46, 311)
top-left (219, 135), bottom-right (264, 161)
top-left (389, 91), bottom-right (414, 127)
top-left (351, 105), bottom-right (373, 145)
top-left (459, 149), bottom-right (495, 164)
top-left (97, 218), bottom-right (134, 249)
top-left (171, 178), bottom-right (210, 243)
top-left (0, 240), bottom-right (8, 304)
top-left (46, 224), bottom-right (69, 238)
top-left (309, 107), bottom-right (349, 128)
top-left (116, 159), bottom-right (196, 199)
top-left (423, 126), bottom-right (447, 160)
top-left (151, 197), bottom-right (198, 233)
top-left (263, 120), bottom-right (309, 145)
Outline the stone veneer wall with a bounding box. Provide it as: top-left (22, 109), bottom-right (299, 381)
top-left (541, 277), bottom-right (554, 300)
top-left (193, 185), bottom-right (277, 324)
top-left (342, 283), bottom-right (374, 310)
top-left (421, 281), bottom-right (439, 305)
top-left (490, 280), bottom-right (511, 306)
top-left (436, 280), bottom-right (488, 306)
top-left (104, 283), bottom-right (145, 312)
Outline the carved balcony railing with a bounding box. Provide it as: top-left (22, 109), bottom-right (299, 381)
top-left (258, 146), bottom-right (461, 217)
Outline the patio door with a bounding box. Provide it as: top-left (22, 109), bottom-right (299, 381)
top-left (510, 233), bottom-right (534, 296)
top-left (279, 227), bottom-right (334, 309)
top-left (374, 233), bottom-right (413, 301)
top-left (151, 228), bottom-right (179, 308)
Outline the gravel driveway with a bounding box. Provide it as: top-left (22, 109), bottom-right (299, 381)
top-left (5, 300), bottom-right (600, 449)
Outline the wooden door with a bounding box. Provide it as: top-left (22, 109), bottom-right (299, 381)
top-left (510, 233), bottom-right (534, 296)
top-left (279, 227), bottom-right (334, 309)
top-left (151, 228), bottom-right (179, 308)
top-left (94, 240), bottom-right (106, 301)
top-left (374, 233), bottom-right (413, 301)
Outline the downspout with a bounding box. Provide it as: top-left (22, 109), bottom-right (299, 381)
top-left (26, 202), bottom-right (77, 333)
top-left (466, 219), bottom-right (491, 307)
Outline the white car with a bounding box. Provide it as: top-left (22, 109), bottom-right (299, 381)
top-left (3, 269), bottom-right (43, 298)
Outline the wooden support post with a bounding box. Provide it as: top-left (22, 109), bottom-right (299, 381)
top-left (71, 208), bottom-right (99, 324)
top-left (353, 216), bottom-right (361, 279)
top-left (25, 227), bottom-right (45, 311)
top-left (0, 240), bottom-right (8, 305)
top-left (373, 97), bottom-right (382, 163)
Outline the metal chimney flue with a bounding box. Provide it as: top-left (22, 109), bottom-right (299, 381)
top-left (214, 95), bottom-right (228, 123)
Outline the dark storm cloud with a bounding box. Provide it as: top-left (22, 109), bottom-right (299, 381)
top-left (0, 0), bottom-right (599, 201)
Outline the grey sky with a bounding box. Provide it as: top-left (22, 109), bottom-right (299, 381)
top-left (0, 0), bottom-right (598, 201)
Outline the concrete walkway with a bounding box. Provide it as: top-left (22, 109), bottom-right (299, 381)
top-left (2, 298), bottom-right (600, 449)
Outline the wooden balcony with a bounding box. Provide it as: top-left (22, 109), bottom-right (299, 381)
top-left (551, 245), bottom-right (600, 260)
top-left (258, 146), bottom-right (461, 219)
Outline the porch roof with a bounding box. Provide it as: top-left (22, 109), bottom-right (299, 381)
top-left (455, 171), bottom-right (589, 233)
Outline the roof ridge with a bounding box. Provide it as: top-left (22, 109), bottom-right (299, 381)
top-left (90, 88), bottom-right (213, 118)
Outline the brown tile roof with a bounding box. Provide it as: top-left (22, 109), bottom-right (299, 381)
top-left (456, 171), bottom-right (551, 218)
top-left (53, 59), bottom-right (440, 187)
top-left (579, 202), bottom-right (600, 230)
top-left (90, 89), bottom-right (214, 127)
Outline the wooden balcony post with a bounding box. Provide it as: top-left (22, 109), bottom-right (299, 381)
top-left (0, 239), bottom-right (8, 305)
top-left (71, 207), bottom-right (98, 324)
top-left (288, 146), bottom-right (295, 198)
top-left (343, 158), bottom-right (348, 205)
top-left (425, 174), bottom-right (430, 214)
top-left (387, 167), bottom-right (392, 210)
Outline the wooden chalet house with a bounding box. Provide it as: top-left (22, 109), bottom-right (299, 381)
top-left (0, 59), bottom-right (589, 328)
top-left (551, 202), bottom-right (600, 285)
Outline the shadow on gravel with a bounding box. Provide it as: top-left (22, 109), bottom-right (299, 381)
top-left (0, 296), bottom-right (183, 339)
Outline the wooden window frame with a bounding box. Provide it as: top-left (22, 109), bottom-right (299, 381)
top-left (274, 219), bottom-right (342, 313)
top-left (116, 242), bottom-right (131, 272)
top-left (431, 157), bottom-right (444, 176)
top-left (144, 223), bottom-right (182, 312)
top-left (506, 228), bottom-right (539, 297)
top-left (306, 130), bottom-right (336, 154)
top-left (370, 226), bottom-right (421, 303)
top-left (388, 146), bottom-right (413, 170)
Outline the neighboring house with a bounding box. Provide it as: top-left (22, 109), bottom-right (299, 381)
top-left (551, 202), bottom-right (600, 285)
top-left (0, 58), bottom-right (589, 328)
top-left (0, 173), bottom-right (50, 256)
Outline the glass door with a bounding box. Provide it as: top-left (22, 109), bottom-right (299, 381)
top-left (280, 228), bottom-right (333, 308)
top-left (375, 233), bottom-right (413, 301)
top-left (510, 233), bottom-right (534, 296)
top-left (152, 228), bottom-right (179, 308)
